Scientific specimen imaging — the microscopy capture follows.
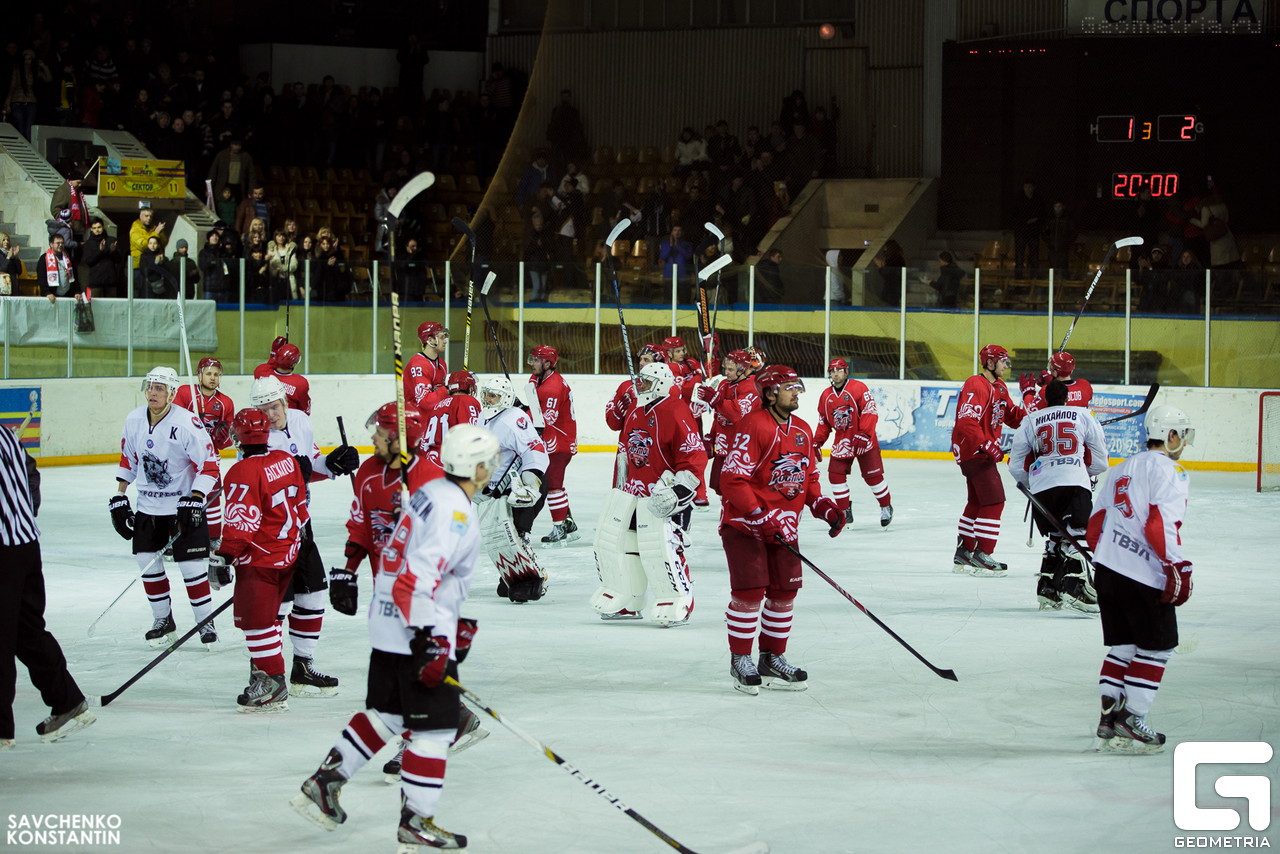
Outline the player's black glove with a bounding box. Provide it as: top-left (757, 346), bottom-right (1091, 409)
top-left (294, 454), bottom-right (313, 480)
top-left (329, 567), bottom-right (358, 616)
top-left (326, 444), bottom-right (359, 476)
top-left (409, 627), bottom-right (451, 687)
top-left (108, 493), bottom-right (135, 540)
top-left (177, 492), bottom-right (205, 534)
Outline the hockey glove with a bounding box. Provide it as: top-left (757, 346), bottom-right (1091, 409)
top-left (326, 444), bottom-right (359, 476)
top-left (741, 508), bottom-right (789, 544)
top-left (177, 492), bottom-right (205, 534)
top-left (850, 432), bottom-right (874, 456)
top-left (507, 471), bottom-right (542, 507)
top-left (108, 493), bottom-right (135, 540)
top-left (811, 495), bottom-right (846, 538)
top-left (409, 627), bottom-right (451, 687)
top-left (1037, 369), bottom-right (1052, 387)
top-left (207, 553), bottom-right (232, 590)
top-left (1159, 560), bottom-right (1193, 606)
top-left (294, 453), bottom-right (313, 480)
top-left (328, 568), bottom-right (358, 616)
top-left (1017, 372), bottom-right (1037, 397)
top-left (456, 617), bottom-right (478, 664)
top-left (980, 439), bottom-right (1005, 463)
top-left (695, 383), bottom-right (717, 404)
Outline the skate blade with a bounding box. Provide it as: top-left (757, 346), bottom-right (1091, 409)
top-left (656, 618), bottom-right (690, 628)
top-left (0, 738), bottom-right (13, 750)
top-left (290, 684), bottom-right (340, 698)
top-left (732, 682), bottom-right (761, 696)
top-left (537, 540), bottom-right (569, 549)
top-left (1062, 598), bottom-right (1100, 615)
top-left (39, 711), bottom-right (97, 743)
top-left (383, 772), bottom-right (401, 785)
top-left (598, 611), bottom-right (644, 621)
top-left (761, 677), bottom-right (808, 692)
top-left (237, 700), bottom-right (290, 714)
top-left (951, 563), bottom-right (972, 575)
top-left (1037, 598), bottom-right (1062, 611)
top-left (449, 727), bottom-right (489, 756)
top-left (967, 566), bottom-right (1007, 578)
top-left (1102, 735), bottom-right (1165, 755)
top-left (289, 793), bottom-right (340, 831)
top-left (147, 632), bottom-right (177, 649)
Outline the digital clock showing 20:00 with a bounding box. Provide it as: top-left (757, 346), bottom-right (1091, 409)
top-left (1094, 115), bottom-right (1203, 142)
top-left (1112, 173), bottom-right (1180, 197)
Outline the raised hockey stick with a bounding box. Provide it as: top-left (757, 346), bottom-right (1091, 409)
top-left (782, 542), bottom-right (959, 681)
top-left (454, 217), bottom-right (477, 370)
top-left (478, 271), bottom-right (511, 381)
top-left (1058, 235), bottom-right (1143, 353)
top-left (88, 597), bottom-right (234, 707)
top-left (1015, 482), bottom-right (1094, 562)
top-left (445, 676), bottom-right (769, 854)
top-left (175, 288), bottom-right (199, 419)
top-left (390, 293), bottom-right (411, 495)
top-left (1098, 382), bottom-right (1159, 426)
top-left (605, 219), bottom-right (639, 396)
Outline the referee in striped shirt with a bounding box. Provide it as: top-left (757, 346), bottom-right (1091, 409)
top-left (1, 422), bottom-right (94, 746)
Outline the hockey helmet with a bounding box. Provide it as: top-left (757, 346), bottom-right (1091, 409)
top-left (827, 358), bottom-right (849, 373)
top-left (1049, 351), bottom-right (1075, 377)
top-left (142, 366), bottom-right (180, 392)
top-left (446, 370), bottom-right (477, 394)
top-left (417, 321), bottom-right (447, 346)
top-left (232, 407), bottom-right (272, 445)
top-left (197, 356), bottom-right (223, 373)
top-left (440, 423), bottom-right (500, 479)
top-left (746, 346), bottom-right (767, 371)
top-left (1145, 404), bottom-right (1194, 446)
top-left (756, 364), bottom-right (804, 398)
top-left (725, 349), bottom-right (751, 368)
top-left (638, 342), bottom-right (668, 363)
top-left (366, 401), bottom-right (425, 448)
top-left (662, 335), bottom-right (686, 352)
top-left (636, 362), bottom-right (675, 406)
top-left (250, 375), bottom-right (288, 406)
top-left (528, 345), bottom-right (559, 369)
top-left (979, 344), bottom-right (1010, 368)
top-left (477, 375), bottom-right (516, 418)
top-left (272, 342), bottom-right (301, 370)
top-left (270, 336), bottom-right (288, 356)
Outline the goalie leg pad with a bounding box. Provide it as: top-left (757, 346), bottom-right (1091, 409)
top-left (590, 490), bottom-right (647, 616)
top-left (478, 498), bottom-right (545, 602)
top-left (636, 503), bottom-right (694, 627)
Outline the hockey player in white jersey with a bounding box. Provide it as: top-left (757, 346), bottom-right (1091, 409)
top-left (1008, 378), bottom-right (1109, 613)
top-left (252, 375), bottom-right (360, 695)
top-left (291, 423), bottom-right (498, 851)
top-left (110, 366), bottom-right (221, 647)
top-left (475, 375), bottom-right (551, 603)
top-left (1084, 404), bottom-right (1194, 753)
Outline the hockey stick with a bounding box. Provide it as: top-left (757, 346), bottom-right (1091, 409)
top-left (87, 488), bottom-right (222, 637)
top-left (390, 293), bottom-right (411, 497)
top-left (88, 597), bottom-right (234, 708)
top-left (478, 271), bottom-right (511, 381)
top-left (1015, 482), bottom-right (1094, 562)
top-left (1098, 382), bottom-right (1159, 426)
top-left (781, 542), bottom-right (959, 681)
top-left (454, 217), bottom-right (477, 370)
top-left (605, 219), bottom-right (639, 396)
top-left (1058, 235), bottom-right (1143, 353)
top-left (175, 288), bottom-right (199, 419)
top-left (445, 676), bottom-right (769, 854)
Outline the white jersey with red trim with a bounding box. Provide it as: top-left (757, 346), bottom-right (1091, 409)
top-left (266, 408), bottom-right (336, 480)
top-left (405, 353), bottom-right (448, 409)
top-left (347, 451), bottom-right (443, 577)
top-left (368, 478), bottom-right (480, 655)
top-left (618, 394), bottom-right (708, 497)
top-left (1008, 404), bottom-right (1109, 492)
top-left (528, 370), bottom-right (577, 454)
top-left (117, 403), bottom-right (220, 514)
top-left (1086, 451), bottom-right (1189, 592)
top-left (482, 406), bottom-right (549, 480)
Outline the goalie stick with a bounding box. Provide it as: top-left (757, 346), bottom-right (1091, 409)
top-left (1058, 235), bottom-right (1143, 353)
top-left (445, 676), bottom-right (768, 854)
top-left (781, 542), bottom-right (959, 682)
top-left (1099, 382), bottom-right (1159, 426)
top-left (454, 216), bottom-right (478, 370)
top-left (605, 219), bottom-right (639, 396)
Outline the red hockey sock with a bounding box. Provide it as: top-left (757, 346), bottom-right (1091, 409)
top-left (547, 488), bottom-right (570, 523)
top-left (725, 589), bottom-right (764, 656)
top-left (973, 503), bottom-right (1004, 554)
top-left (758, 592), bottom-right (796, 655)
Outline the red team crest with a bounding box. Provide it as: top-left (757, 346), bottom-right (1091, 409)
top-left (832, 405), bottom-right (854, 431)
top-left (768, 452), bottom-right (810, 499)
top-left (625, 429), bottom-right (654, 468)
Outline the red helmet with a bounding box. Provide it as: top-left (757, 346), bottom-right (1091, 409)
top-left (725, 348), bottom-right (751, 368)
top-left (446, 370), bottom-right (477, 394)
top-left (270, 336), bottom-right (288, 356)
top-left (662, 336), bottom-right (685, 351)
top-left (979, 344), bottom-right (1009, 368)
top-left (367, 402), bottom-right (425, 447)
top-left (418, 321), bottom-right (446, 345)
top-left (756, 364), bottom-right (804, 396)
top-left (273, 343), bottom-right (301, 369)
top-left (746, 346), bottom-right (766, 370)
top-left (827, 358), bottom-right (848, 372)
top-left (528, 345), bottom-right (559, 368)
top-left (1049, 351), bottom-right (1075, 377)
top-left (232, 407), bottom-right (272, 445)
top-left (198, 356), bottom-right (223, 373)
top-left (639, 342), bottom-right (667, 362)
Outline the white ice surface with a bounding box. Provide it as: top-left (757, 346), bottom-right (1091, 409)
top-left (3, 455), bottom-right (1278, 854)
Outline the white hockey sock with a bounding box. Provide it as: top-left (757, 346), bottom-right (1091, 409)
top-left (244, 625), bottom-right (285, 677)
top-left (334, 709), bottom-right (398, 776)
top-left (137, 553), bottom-right (172, 619)
top-left (401, 728), bottom-right (453, 819)
top-left (1099, 644), bottom-right (1135, 703)
top-left (178, 559), bottom-right (213, 622)
top-left (289, 590), bottom-right (326, 661)
top-left (1121, 648), bottom-right (1172, 718)
top-left (759, 598), bottom-right (794, 653)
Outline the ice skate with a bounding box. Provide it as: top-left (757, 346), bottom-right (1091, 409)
top-left (730, 653), bottom-right (762, 696)
top-left (539, 521), bottom-right (571, 548)
top-left (237, 668), bottom-right (289, 713)
top-left (1094, 696), bottom-right (1124, 750)
top-left (290, 657), bottom-right (339, 697)
top-left (880, 505), bottom-right (893, 528)
top-left (291, 748), bottom-right (348, 830)
top-left (965, 549), bottom-right (1008, 577)
top-left (36, 700), bottom-right (96, 743)
top-left (758, 651), bottom-right (808, 691)
top-left (450, 706), bottom-right (489, 755)
top-left (1036, 573), bottom-right (1062, 610)
top-left (1107, 709), bottom-right (1166, 754)
top-left (599, 608), bottom-right (643, 621)
top-left (843, 507), bottom-right (854, 525)
top-left (397, 806), bottom-right (467, 851)
top-left (0, 738), bottom-right (13, 749)
top-left (383, 739), bottom-right (407, 783)
top-left (952, 543), bottom-right (975, 574)
top-left (506, 571), bottom-right (546, 603)
top-left (1058, 573), bottom-right (1099, 615)
top-left (144, 613), bottom-right (177, 648)
top-left (199, 622), bottom-right (218, 645)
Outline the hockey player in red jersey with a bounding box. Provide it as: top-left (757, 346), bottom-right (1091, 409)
top-left (208, 408), bottom-right (310, 711)
top-left (697, 348), bottom-right (760, 494)
top-left (291, 424), bottom-right (499, 849)
top-left (420, 370), bottom-right (482, 460)
top-left (604, 343), bottom-right (668, 434)
top-left (813, 358), bottom-right (894, 528)
top-left (719, 365), bottom-right (845, 694)
top-left (404, 321), bottom-right (450, 410)
top-left (527, 345), bottom-right (581, 547)
top-left (173, 357), bottom-right (235, 544)
top-left (1021, 350), bottom-right (1094, 413)
top-left (591, 361), bottom-right (708, 627)
top-left (663, 336), bottom-right (704, 402)
top-left (951, 344), bottom-right (1025, 576)
top-left (1085, 404), bottom-right (1194, 753)
top-left (110, 366), bottom-right (222, 648)
top-left (253, 341), bottom-right (312, 414)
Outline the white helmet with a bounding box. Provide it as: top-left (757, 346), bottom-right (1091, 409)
top-left (440, 423), bottom-right (500, 478)
top-left (477, 375), bottom-right (516, 419)
top-left (250, 375), bottom-right (288, 406)
top-left (1145, 404), bottom-right (1194, 446)
top-left (635, 362), bottom-right (674, 406)
top-left (142, 366), bottom-right (180, 392)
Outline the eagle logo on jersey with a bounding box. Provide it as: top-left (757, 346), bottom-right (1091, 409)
top-left (767, 452), bottom-right (809, 499)
top-left (832, 405), bottom-right (855, 431)
top-left (370, 508), bottom-right (396, 549)
top-left (990, 398), bottom-right (1008, 429)
top-left (141, 451), bottom-right (173, 487)
top-left (625, 429), bottom-right (653, 468)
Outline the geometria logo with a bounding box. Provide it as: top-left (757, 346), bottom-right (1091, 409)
top-left (1173, 742), bottom-right (1274, 849)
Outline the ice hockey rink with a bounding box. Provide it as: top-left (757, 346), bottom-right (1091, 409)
top-left (3, 453), bottom-right (1277, 854)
